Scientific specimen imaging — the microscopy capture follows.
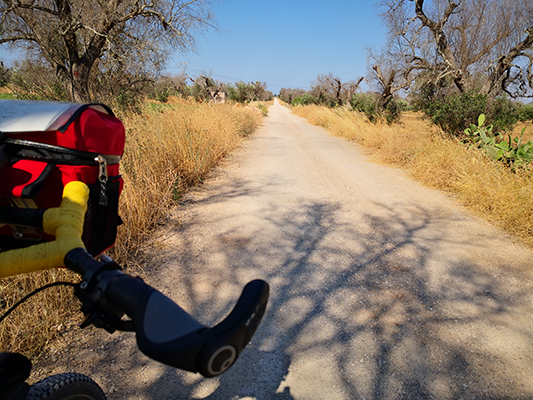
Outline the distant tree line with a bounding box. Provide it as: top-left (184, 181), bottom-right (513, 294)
top-left (0, 61), bottom-right (273, 107)
top-left (278, 73), bottom-right (407, 124)
top-left (148, 74), bottom-right (273, 104)
top-left (279, 74), bottom-right (364, 108)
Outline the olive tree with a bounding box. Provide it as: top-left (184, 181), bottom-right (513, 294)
top-left (311, 73), bottom-right (364, 106)
top-left (0, 0), bottom-right (217, 102)
top-left (279, 88), bottom-right (307, 104)
top-left (379, 0), bottom-right (533, 98)
top-left (367, 49), bottom-right (413, 106)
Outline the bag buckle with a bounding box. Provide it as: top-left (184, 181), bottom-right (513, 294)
top-left (94, 155), bottom-right (108, 206)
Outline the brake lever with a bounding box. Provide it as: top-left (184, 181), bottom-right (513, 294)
top-left (75, 283), bottom-right (135, 333)
top-left (70, 252), bottom-right (135, 333)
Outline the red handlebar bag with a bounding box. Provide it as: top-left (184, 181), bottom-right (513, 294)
top-left (0, 100), bottom-right (125, 256)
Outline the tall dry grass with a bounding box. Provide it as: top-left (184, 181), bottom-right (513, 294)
top-left (293, 105), bottom-right (533, 247)
top-left (0, 99), bottom-right (261, 357)
top-left (0, 269), bottom-right (79, 358)
top-left (111, 101), bottom-right (260, 262)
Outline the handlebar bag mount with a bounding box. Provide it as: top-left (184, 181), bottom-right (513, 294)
top-left (0, 100), bottom-right (125, 257)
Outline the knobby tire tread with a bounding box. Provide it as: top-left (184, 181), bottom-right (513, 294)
top-left (26, 372), bottom-right (106, 400)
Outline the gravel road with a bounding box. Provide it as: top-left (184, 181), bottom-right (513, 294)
top-left (34, 100), bottom-right (533, 399)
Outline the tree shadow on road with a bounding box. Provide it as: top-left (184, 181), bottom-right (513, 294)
top-left (126, 187), bottom-right (533, 399)
top-left (52, 179), bottom-right (533, 400)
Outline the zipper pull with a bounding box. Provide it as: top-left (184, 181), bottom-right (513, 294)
top-left (94, 155), bottom-right (108, 206)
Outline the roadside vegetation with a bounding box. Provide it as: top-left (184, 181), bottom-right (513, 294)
top-left (293, 104), bottom-right (533, 248)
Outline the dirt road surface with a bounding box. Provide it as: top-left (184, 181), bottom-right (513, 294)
top-left (35, 100), bottom-right (533, 399)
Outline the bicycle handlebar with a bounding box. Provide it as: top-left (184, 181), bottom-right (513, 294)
top-left (0, 181), bottom-right (88, 277)
top-left (0, 181), bottom-right (269, 377)
top-left (65, 248), bottom-right (269, 377)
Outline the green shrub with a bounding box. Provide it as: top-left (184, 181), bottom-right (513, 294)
top-left (384, 98), bottom-right (404, 125)
top-left (465, 114), bottom-right (533, 171)
top-left (421, 90), bottom-right (518, 136)
top-left (156, 89), bottom-right (170, 103)
top-left (396, 99), bottom-right (410, 112)
top-left (517, 104), bottom-right (533, 122)
top-left (349, 93), bottom-right (406, 124)
top-left (292, 94), bottom-right (318, 106)
top-left (113, 90), bottom-right (144, 113)
top-left (350, 93), bottom-right (380, 122)
top-left (428, 90), bottom-right (487, 135)
top-left (490, 96), bottom-right (518, 132)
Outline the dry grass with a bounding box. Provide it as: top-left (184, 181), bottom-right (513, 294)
top-left (0, 269), bottom-right (79, 357)
top-left (293, 105), bottom-right (533, 247)
top-left (0, 98), bottom-right (261, 357)
top-left (111, 100), bottom-right (260, 262)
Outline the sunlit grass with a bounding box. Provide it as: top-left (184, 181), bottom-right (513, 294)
top-left (111, 100), bottom-right (260, 263)
top-left (293, 105), bottom-right (533, 247)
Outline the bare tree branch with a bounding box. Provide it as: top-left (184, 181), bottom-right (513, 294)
top-left (413, 0), bottom-right (464, 90)
top-left (485, 27), bottom-right (533, 97)
top-left (0, 0), bottom-right (217, 101)
top-left (378, 0), bottom-right (533, 97)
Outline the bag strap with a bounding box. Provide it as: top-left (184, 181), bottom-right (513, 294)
top-left (57, 103), bottom-right (116, 133)
top-left (4, 138), bottom-right (121, 166)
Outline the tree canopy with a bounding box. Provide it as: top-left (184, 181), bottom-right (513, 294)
top-left (376, 0), bottom-right (533, 98)
top-left (0, 0), bottom-right (217, 102)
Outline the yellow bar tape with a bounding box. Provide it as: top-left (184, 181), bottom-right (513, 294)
top-left (0, 181), bottom-right (89, 278)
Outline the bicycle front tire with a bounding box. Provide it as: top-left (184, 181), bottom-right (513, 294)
top-left (26, 372), bottom-right (106, 400)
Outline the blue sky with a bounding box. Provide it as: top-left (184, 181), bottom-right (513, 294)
top-left (0, 1), bottom-right (387, 92)
top-left (176, 0), bottom-right (387, 91)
